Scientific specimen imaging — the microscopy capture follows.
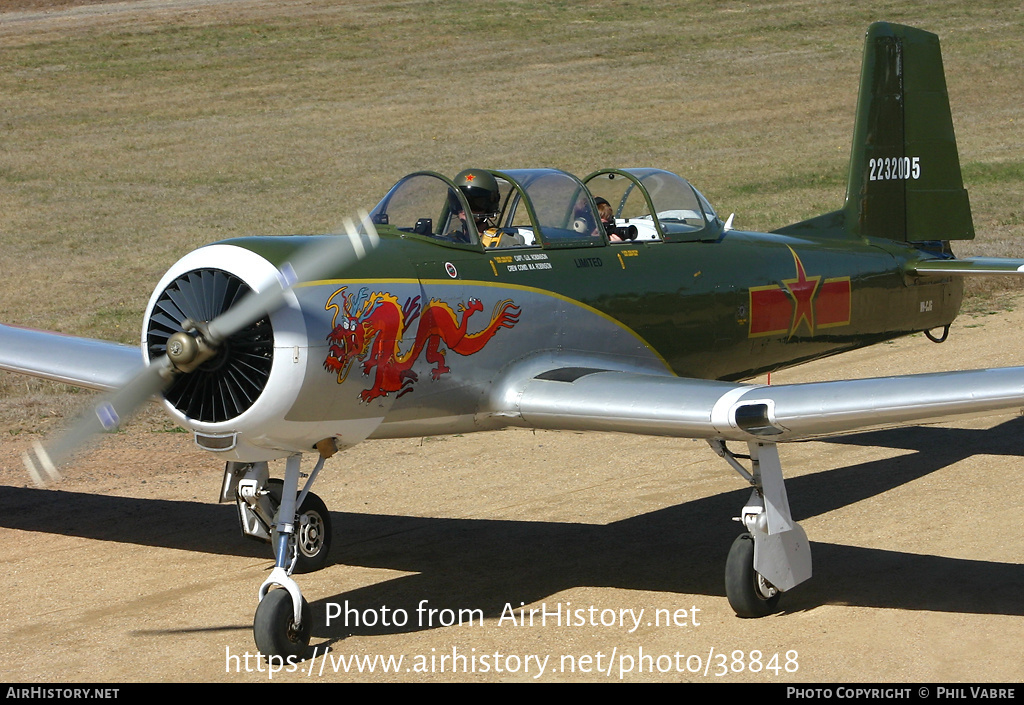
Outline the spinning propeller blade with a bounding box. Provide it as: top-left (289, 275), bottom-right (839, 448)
top-left (205, 214), bottom-right (378, 344)
top-left (24, 212), bottom-right (378, 487)
top-left (24, 357), bottom-right (175, 486)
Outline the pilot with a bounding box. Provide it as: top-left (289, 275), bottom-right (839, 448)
top-left (453, 168), bottom-right (514, 247)
top-left (455, 168), bottom-right (500, 227)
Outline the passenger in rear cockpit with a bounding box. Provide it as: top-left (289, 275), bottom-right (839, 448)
top-left (595, 197), bottom-right (623, 242)
top-left (594, 196), bottom-right (637, 242)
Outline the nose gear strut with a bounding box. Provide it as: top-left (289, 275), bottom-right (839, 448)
top-left (222, 445), bottom-right (336, 660)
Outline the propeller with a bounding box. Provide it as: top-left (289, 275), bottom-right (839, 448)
top-left (24, 212), bottom-right (379, 487)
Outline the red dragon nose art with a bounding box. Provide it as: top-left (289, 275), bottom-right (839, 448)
top-left (324, 287), bottom-right (521, 403)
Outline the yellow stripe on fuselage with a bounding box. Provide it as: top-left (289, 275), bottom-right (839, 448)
top-left (299, 277), bottom-right (673, 373)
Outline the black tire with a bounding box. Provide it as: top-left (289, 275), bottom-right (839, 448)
top-left (292, 491), bottom-right (332, 574)
top-left (253, 588), bottom-right (311, 660)
top-left (267, 479), bottom-right (333, 574)
top-left (725, 532), bottom-right (781, 617)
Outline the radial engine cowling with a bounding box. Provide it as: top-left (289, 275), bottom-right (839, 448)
top-left (142, 243), bottom-right (324, 461)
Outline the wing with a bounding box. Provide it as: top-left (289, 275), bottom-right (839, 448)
top-left (0, 323), bottom-right (144, 391)
top-left (487, 363), bottom-right (1024, 443)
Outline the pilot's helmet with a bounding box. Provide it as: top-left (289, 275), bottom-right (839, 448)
top-left (454, 169), bottom-right (500, 216)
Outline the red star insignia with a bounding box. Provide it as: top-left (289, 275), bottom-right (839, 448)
top-left (782, 247), bottom-right (820, 337)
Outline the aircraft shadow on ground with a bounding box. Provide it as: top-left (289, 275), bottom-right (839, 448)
top-left (1, 416), bottom-right (1021, 638)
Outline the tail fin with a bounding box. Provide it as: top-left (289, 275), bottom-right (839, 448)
top-left (778, 22), bottom-right (974, 242)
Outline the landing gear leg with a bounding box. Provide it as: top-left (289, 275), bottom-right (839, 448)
top-left (253, 454), bottom-right (313, 659)
top-left (228, 457), bottom-right (333, 574)
top-left (709, 440), bottom-right (812, 617)
top-left (225, 442), bottom-right (339, 658)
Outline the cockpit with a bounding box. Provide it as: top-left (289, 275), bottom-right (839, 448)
top-left (367, 167), bottom-right (722, 250)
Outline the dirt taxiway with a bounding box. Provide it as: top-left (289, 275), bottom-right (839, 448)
top-left (1, 299), bottom-right (1023, 682)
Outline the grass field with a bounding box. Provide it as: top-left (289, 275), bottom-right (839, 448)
top-left (1, 0), bottom-right (1022, 426)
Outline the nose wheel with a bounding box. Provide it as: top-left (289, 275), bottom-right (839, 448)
top-left (254, 587), bottom-right (312, 660)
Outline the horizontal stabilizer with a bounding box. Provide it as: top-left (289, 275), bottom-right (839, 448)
top-left (910, 257), bottom-right (1024, 276)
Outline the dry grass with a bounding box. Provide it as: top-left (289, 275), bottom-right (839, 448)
top-left (1, 0), bottom-right (1022, 421)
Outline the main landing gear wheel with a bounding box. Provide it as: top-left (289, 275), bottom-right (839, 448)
top-left (268, 479), bottom-right (333, 574)
top-left (254, 589), bottom-right (312, 659)
top-left (725, 532), bottom-right (780, 617)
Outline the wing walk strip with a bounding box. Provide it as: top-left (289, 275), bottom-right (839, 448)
top-left (499, 366), bottom-right (1024, 442)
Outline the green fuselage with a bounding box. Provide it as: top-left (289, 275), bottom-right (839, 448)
top-left (240, 226), bottom-right (960, 384)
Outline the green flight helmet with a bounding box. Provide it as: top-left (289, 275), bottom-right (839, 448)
top-left (454, 169), bottom-right (500, 216)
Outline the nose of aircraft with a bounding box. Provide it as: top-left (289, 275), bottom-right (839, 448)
top-left (24, 215), bottom-right (379, 482)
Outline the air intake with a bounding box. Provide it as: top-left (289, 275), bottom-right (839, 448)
top-left (146, 268), bottom-right (273, 423)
